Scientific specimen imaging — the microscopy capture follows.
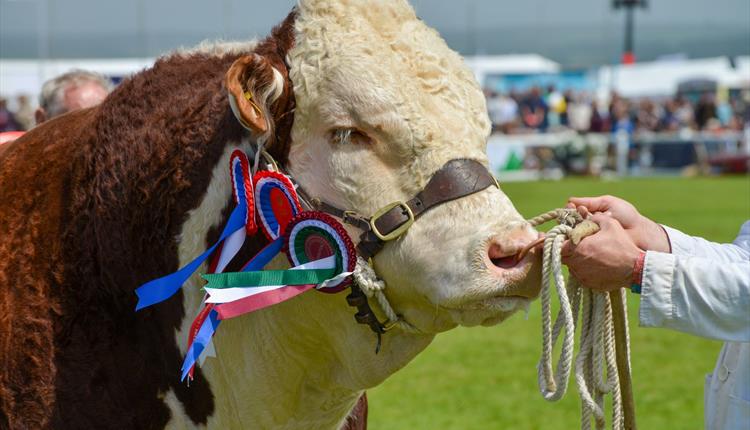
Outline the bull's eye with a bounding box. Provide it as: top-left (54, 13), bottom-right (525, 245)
top-left (330, 128), bottom-right (372, 145)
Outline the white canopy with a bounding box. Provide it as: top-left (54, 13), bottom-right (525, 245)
top-left (597, 56), bottom-right (750, 98)
top-left (464, 54), bottom-right (561, 86)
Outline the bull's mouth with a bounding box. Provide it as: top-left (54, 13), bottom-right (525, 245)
top-left (441, 261), bottom-right (535, 316)
top-left (442, 295), bottom-right (531, 327)
top-left (438, 243), bottom-right (542, 327)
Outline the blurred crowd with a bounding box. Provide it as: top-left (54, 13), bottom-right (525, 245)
top-left (4, 75), bottom-right (749, 139)
top-left (0, 95), bottom-right (35, 132)
top-left (485, 86), bottom-right (750, 135)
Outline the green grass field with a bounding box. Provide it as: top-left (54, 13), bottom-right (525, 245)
top-left (368, 175), bottom-right (750, 430)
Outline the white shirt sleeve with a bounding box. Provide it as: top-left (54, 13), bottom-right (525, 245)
top-left (638, 221), bottom-right (750, 342)
top-left (662, 223), bottom-right (750, 263)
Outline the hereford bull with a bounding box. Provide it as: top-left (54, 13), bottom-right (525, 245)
top-left (0, 1), bottom-right (542, 428)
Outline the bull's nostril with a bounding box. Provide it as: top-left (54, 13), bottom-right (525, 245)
top-left (487, 242), bottom-right (519, 269)
top-left (491, 256), bottom-right (517, 269)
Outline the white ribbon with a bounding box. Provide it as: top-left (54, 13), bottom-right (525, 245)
top-left (204, 255), bottom-right (338, 303)
top-left (215, 228), bottom-right (246, 273)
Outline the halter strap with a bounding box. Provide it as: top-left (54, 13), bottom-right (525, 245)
top-left (303, 158), bottom-right (498, 260)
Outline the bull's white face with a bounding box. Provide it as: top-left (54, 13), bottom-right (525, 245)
top-left (286, 0), bottom-right (541, 333)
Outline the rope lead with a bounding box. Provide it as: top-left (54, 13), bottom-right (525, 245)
top-left (529, 209), bottom-right (636, 430)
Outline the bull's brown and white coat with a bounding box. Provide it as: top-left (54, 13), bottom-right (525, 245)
top-left (0, 1), bottom-right (541, 429)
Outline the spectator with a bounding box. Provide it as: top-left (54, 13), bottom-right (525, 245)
top-left (487, 90), bottom-right (519, 133)
top-left (716, 92), bottom-right (734, 127)
top-left (567, 93), bottom-right (592, 132)
top-left (14, 95), bottom-right (35, 131)
top-left (673, 96), bottom-right (695, 129)
top-left (560, 90), bottom-right (573, 126)
top-left (695, 93), bottom-right (718, 130)
top-left (611, 99), bottom-right (634, 135)
top-left (545, 85), bottom-right (566, 128)
top-left (635, 99), bottom-right (661, 132)
top-left (659, 99), bottom-right (680, 131)
top-left (588, 100), bottom-right (608, 133)
top-left (0, 98), bottom-right (21, 132)
top-left (520, 87), bottom-right (549, 131)
top-left (35, 69), bottom-right (112, 124)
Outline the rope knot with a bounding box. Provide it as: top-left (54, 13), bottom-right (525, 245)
top-left (556, 208), bottom-right (584, 227)
top-left (353, 258), bottom-right (385, 296)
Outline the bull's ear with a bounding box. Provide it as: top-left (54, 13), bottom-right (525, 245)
top-left (226, 54), bottom-right (282, 134)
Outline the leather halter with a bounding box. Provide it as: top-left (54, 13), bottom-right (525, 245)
top-left (296, 158), bottom-right (498, 337)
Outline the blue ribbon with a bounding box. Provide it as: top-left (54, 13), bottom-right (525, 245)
top-left (180, 308), bottom-right (220, 381)
top-left (135, 203), bottom-right (247, 310)
top-left (135, 157), bottom-right (252, 311)
top-left (241, 237), bottom-right (283, 271)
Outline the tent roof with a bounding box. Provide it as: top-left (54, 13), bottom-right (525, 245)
top-left (598, 56), bottom-right (750, 97)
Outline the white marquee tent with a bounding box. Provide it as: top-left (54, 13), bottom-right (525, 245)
top-left (597, 56), bottom-right (750, 98)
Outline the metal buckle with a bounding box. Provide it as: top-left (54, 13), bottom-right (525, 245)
top-left (369, 201), bottom-right (414, 241)
top-left (343, 210), bottom-right (359, 224)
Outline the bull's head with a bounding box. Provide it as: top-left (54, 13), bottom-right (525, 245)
top-left (224, 0), bottom-right (542, 334)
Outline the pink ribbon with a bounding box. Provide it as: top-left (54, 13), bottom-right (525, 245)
top-left (214, 284), bottom-right (315, 320)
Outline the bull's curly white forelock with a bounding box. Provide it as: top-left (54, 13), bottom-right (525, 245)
top-left (288, 0), bottom-right (491, 197)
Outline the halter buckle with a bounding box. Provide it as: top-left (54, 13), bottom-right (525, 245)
top-left (343, 210), bottom-right (363, 225)
top-left (370, 201), bottom-right (414, 241)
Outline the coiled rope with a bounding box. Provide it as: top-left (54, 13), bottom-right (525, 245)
top-left (529, 209), bottom-right (636, 430)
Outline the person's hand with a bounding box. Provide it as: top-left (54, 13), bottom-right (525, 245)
top-left (567, 195), bottom-right (670, 253)
top-left (561, 213), bottom-right (642, 291)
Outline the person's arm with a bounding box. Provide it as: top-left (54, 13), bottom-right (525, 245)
top-left (639, 250), bottom-right (750, 342)
top-left (663, 221), bottom-right (750, 263)
top-left (561, 212), bottom-right (750, 343)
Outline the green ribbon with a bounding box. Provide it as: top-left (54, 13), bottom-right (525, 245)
top-left (202, 268), bottom-right (337, 289)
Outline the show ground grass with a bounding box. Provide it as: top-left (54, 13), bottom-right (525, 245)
top-left (368, 175), bottom-right (750, 430)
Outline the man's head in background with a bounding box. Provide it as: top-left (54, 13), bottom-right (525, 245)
top-left (35, 70), bottom-right (113, 124)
